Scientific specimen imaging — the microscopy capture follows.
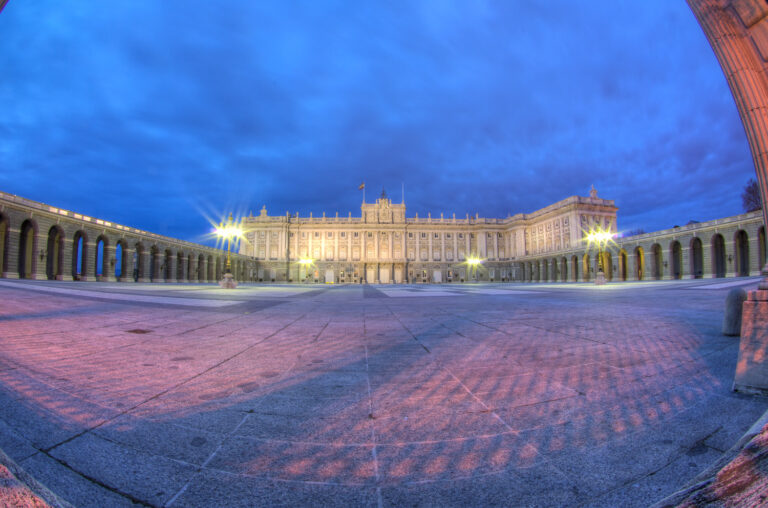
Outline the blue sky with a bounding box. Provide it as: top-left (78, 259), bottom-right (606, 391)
top-left (0, 1), bottom-right (755, 243)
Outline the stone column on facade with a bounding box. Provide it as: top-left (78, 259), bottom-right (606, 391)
top-left (428, 232), bottom-right (433, 263)
top-left (415, 233), bottom-right (420, 263)
top-left (493, 233), bottom-right (499, 260)
top-left (749, 234), bottom-right (762, 276)
top-left (453, 234), bottom-right (458, 262)
top-left (81, 241), bottom-right (96, 282)
top-left (58, 237), bottom-right (74, 281)
top-left (725, 239), bottom-right (737, 278)
top-left (680, 245), bottom-right (691, 279)
top-left (321, 231), bottom-right (326, 262)
top-left (465, 233), bottom-right (471, 257)
top-left (167, 252), bottom-right (177, 283)
top-left (103, 245), bottom-right (117, 282)
top-left (266, 232), bottom-right (271, 263)
top-left (334, 231), bottom-right (339, 261)
top-left (702, 239), bottom-right (714, 278)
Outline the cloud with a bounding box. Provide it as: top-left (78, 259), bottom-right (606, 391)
top-left (0, 0), bottom-right (755, 242)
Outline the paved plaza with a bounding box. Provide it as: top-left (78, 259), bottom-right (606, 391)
top-left (0, 279), bottom-right (767, 507)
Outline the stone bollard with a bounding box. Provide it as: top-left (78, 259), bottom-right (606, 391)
top-left (723, 287), bottom-right (747, 336)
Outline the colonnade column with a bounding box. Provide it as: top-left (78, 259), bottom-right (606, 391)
top-left (104, 245), bottom-right (117, 282)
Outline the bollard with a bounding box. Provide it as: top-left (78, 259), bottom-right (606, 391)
top-left (723, 287), bottom-right (747, 336)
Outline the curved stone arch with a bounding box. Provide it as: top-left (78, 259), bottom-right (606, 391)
top-left (634, 246), bottom-right (645, 281)
top-left (46, 225), bottom-right (65, 281)
top-left (18, 219), bottom-right (38, 279)
top-left (0, 212), bottom-right (8, 277)
top-left (688, 2), bottom-right (768, 276)
top-left (734, 229), bottom-right (750, 276)
top-left (72, 230), bottom-right (88, 280)
top-left (690, 237), bottom-right (704, 279)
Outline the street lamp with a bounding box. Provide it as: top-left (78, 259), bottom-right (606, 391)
top-left (214, 213), bottom-right (243, 288)
top-left (297, 258), bottom-right (313, 283)
top-left (585, 227), bottom-right (614, 285)
top-left (466, 256), bottom-right (482, 282)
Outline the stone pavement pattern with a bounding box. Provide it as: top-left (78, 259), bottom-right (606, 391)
top-left (0, 279), bottom-right (767, 507)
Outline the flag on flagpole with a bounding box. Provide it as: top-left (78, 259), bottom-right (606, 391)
top-left (358, 182), bottom-right (365, 190)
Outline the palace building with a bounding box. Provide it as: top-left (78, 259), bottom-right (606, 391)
top-left (239, 187), bottom-right (618, 284)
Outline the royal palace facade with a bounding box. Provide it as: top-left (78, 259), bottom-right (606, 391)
top-left (240, 188), bottom-right (618, 284)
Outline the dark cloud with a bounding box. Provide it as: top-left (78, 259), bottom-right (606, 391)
top-left (0, 0), bottom-right (755, 242)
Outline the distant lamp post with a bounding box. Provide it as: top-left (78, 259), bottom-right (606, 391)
top-left (297, 258), bottom-right (314, 282)
top-left (466, 256), bottom-right (482, 282)
top-left (215, 213), bottom-right (244, 288)
top-left (585, 227), bottom-right (614, 286)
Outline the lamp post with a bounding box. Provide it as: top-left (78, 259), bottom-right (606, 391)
top-left (467, 256), bottom-right (482, 282)
top-left (585, 228), bottom-right (613, 285)
top-left (215, 213), bottom-right (243, 288)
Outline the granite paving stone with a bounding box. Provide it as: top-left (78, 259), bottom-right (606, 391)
top-left (0, 279), bottom-right (766, 507)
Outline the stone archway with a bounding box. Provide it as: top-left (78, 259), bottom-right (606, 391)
top-left (690, 237), bottom-right (704, 278)
top-left (46, 226), bottom-right (64, 281)
top-left (18, 220), bottom-right (36, 279)
top-left (688, 2), bottom-right (768, 275)
top-left (712, 234), bottom-right (727, 278)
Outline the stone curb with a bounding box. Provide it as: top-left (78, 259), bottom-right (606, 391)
top-left (651, 406), bottom-right (768, 507)
top-left (0, 449), bottom-right (73, 508)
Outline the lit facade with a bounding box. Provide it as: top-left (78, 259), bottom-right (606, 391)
top-left (240, 188), bottom-right (618, 283)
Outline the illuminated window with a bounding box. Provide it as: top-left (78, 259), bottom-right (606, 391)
top-left (341, 232), bottom-right (346, 237)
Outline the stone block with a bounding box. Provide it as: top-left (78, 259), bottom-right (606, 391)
top-left (734, 290), bottom-right (768, 394)
top-left (723, 287), bottom-right (747, 336)
top-left (749, 17), bottom-right (768, 61)
top-left (733, 0), bottom-right (768, 28)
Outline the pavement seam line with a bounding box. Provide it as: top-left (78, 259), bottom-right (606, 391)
top-left (364, 344), bottom-right (384, 508)
top-left (40, 312), bottom-right (309, 454)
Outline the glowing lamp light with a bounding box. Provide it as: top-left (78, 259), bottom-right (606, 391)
top-left (466, 257), bottom-right (482, 266)
top-left (298, 258), bottom-right (314, 265)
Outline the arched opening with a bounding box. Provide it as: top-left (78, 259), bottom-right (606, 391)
top-left (618, 250), bottom-right (628, 281)
top-left (582, 253), bottom-right (591, 282)
top-left (0, 214), bottom-right (7, 277)
top-left (149, 246), bottom-right (158, 281)
top-left (670, 241), bottom-right (682, 279)
top-left (115, 240), bottom-right (128, 280)
top-left (18, 220), bottom-right (37, 279)
top-left (560, 257), bottom-right (568, 282)
top-left (541, 259), bottom-right (548, 282)
top-left (735, 230), bottom-right (749, 276)
top-left (601, 251), bottom-right (613, 281)
top-left (711, 234), bottom-right (726, 278)
top-left (634, 247), bottom-right (645, 281)
top-left (760, 226), bottom-right (766, 272)
top-left (690, 237), bottom-right (703, 279)
top-left (72, 231), bottom-right (86, 280)
top-left (207, 255), bottom-right (214, 281)
top-left (46, 226), bottom-right (64, 280)
top-left (198, 254), bottom-right (206, 281)
top-left (215, 257), bottom-right (222, 280)
top-left (651, 244), bottom-right (663, 280)
top-left (95, 236), bottom-right (108, 280)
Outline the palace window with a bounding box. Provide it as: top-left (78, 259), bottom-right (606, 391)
top-left (314, 232), bottom-right (319, 237)
top-left (341, 232), bottom-right (346, 238)
top-left (354, 232), bottom-right (358, 237)
top-left (421, 232), bottom-right (426, 238)
top-left (434, 233), bottom-right (439, 238)
top-left (408, 232), bottom-right (413, 238)
top-left (328, 232), bottom-right (333, 238)
top-left (446, 233), bottom-right (451, 238)
top-left (368, 232), bottom-right (372, 238)
top-left (289, 232), bottom-right (294, 237)
top-left (301, 232), bottom-right (306, 238)
top-left (459, 233), bottom-right (464, 239)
